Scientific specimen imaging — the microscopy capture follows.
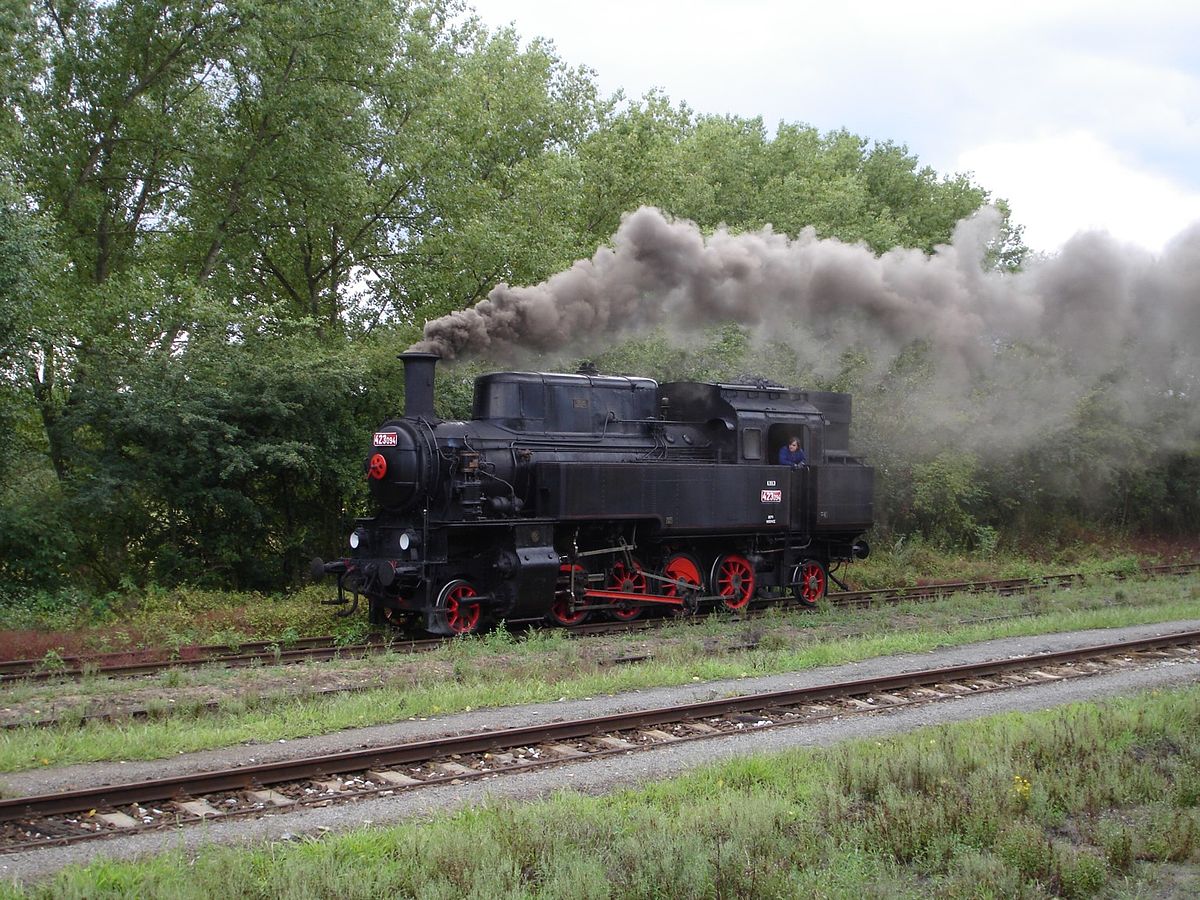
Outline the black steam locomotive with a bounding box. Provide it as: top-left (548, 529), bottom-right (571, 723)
top-left (313, 353), bottom-right (874, 635)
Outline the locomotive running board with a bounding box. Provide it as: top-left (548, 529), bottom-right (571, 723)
top-left (582, 588), bottom-right (685, 607)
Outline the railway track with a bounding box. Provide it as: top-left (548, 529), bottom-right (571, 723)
top-left (0, 613), bottom-right (1043, 732)
top-left (0, 634), bottom-right (441, 683)
top-left (828, 562), bottom-right (1200, 606)
top-left (1, 561), bottom-right (1195, 684)
top-left (1, 628), bottom-right (1197, 853)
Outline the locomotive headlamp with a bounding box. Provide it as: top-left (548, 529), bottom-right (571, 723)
top-left (399, 531), bottom-right (420, 552)
top-left (349, 529), bottom-right (364, 550)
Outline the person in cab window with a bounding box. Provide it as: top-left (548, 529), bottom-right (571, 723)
top-left (779, 436), bottom-right (807, 467)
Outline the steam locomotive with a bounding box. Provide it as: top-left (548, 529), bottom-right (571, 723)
top-left (313, 353), bottom-right (874, 635)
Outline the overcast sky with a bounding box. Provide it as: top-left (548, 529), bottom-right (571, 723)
top-left (468, 0), bottom-right (1200, 255)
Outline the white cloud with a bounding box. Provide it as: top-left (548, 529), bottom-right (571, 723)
top-left (957, 132), bottom-right (1200, 253)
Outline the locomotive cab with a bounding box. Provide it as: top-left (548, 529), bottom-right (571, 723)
top-left (660, 381), bottom-right (826, 465)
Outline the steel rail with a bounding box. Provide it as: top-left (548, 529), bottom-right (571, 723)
top-left (0, 634), bottom-right (346, 675)
top-left (0, 636), bottom-right (442, 682)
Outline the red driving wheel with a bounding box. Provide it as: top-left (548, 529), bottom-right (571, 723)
top-left (662, 553), bottom-right (703, 599)
top-left (607, 559), bottom-right (647, 621)
top-left (437, 579), bottom-right (482, 635)
top-left (792, 559), bottom-right (827, 608)
top-left (712, 553), bottom-right (756, 610)
top-left (550, 564), bottom-right (590, 627)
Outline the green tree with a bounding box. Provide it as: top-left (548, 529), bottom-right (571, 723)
top-left (0, 195), bottom-right (77, 590)
top-left (387, 27), bottom-right (604, 322)
top-left (909, 451), bottom-right (989, 548)
top-left (567, 91), bottom-right (691, 240)
top-left (54, 329), bottom-right (384, 588)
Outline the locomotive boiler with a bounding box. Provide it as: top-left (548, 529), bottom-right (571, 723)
top-left (313, 353), bottom-right (874, 635)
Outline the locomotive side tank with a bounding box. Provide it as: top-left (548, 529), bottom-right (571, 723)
top-left (314, 352), bottom-right (873, 634)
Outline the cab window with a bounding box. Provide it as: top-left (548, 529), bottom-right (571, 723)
top-left (742, 427), bottom-right (762, 460)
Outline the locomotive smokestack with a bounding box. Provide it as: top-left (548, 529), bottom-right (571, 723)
top-left (399, 351), bottom-right (440, 420)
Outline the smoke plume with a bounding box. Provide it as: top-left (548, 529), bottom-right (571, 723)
top-left (411, 206), bottom-right (1200, 456)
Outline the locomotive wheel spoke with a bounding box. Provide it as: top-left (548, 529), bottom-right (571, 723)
top-left (607, 559), bottom-right (647, 620)
top-left (792, 559), bottom-right (828, 608)
top-left (712, 553), bottom-right (756, 610)
top-left (437, 579), bottom-right (482, 635)
top-left (549, 564), bottom-right (590, 627)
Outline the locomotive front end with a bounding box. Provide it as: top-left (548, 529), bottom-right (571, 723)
top-left (314, 351), bottom-right (559, 635)
top-left (312, 352), bottom-right (446, 623)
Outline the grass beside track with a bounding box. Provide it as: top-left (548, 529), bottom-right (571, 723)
top-left (9, 681), bottom-right (1200, 896)
top-left (0, 573), bottom-right (1196, 773)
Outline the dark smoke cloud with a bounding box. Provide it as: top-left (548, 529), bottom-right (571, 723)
top-left (411, 206), bottom-right (1199, 453)
top-left (413, 206), bottom-right (1007, 364)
